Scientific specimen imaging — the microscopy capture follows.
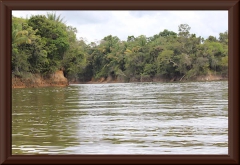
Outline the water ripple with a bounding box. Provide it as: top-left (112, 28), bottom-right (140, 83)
top-left (12, 81), bottom-right (228, 154)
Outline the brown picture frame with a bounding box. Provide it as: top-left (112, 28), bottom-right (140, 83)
top-left (0, 0), bottom-right (239, 164)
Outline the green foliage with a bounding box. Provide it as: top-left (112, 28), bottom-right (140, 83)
top-left (178, 24), bottom-right (191, 38)
top-left (12, 17), bottom-right (32, 76)
top-left (12, 15), bottom-right (228, 82)
top-left (219, 31), bottom-right (228, 45)
top-left (143, 63), bottom-right (157, 77)
top-left (157, 50), bottom-right (177, 76)
top-left (46, 12), bottom-right (66, 24)
top-left (28, 15), bottom-right (69, 73)
top-left (159, 29), bottom-right (177, 38)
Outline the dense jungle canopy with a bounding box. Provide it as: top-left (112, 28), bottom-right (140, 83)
top-left (12, 13), bottom-right (228, 82)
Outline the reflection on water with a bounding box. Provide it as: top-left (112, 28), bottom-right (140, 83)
top-left (12, 81), bottom-right (228, 154)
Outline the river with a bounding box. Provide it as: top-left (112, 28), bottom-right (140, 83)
top-left (12, 81), bottom-right (228, 154)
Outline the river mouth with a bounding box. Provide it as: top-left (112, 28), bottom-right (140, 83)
top-left (12, 81), bottom-right (228, 154)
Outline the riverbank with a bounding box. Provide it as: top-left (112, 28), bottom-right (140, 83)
top-left (12, 70), bottom-right (68, 88)
top-left (70, 74), bottom-right (228, 84)
top-left (12, 72), bottom-right (227, 88)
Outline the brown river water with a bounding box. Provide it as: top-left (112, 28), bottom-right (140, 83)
top-left (12, 81), bottom-right (228, 154)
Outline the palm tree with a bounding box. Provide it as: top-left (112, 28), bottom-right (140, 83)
top-left (46, 12), bottom-right (65, 24)
top-left (12, 23), bottom-right (32, 75)
top-left (12, 23), bottom-right (31, 46)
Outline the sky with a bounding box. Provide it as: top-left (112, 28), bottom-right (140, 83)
top-left (12, 10), bottom-right (228, 44)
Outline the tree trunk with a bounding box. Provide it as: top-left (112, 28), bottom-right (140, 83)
top-left (180, 74), bottom-right (185, 81)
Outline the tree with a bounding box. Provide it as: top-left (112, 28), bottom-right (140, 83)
top-left (12, 18), bottom-right (32, 76)
top-left (178, 24), bottom-right (191, 38)
top-left (143, 63), bottom-right (157, 77)
top-left (127, 35), bottom-right (135, 42)
top-left (159, 29), bottom-right (177, 38)
top-left (11, 16), bottom-right (228, 83)
top-left (28, 15), bottom-right (69, 73)
top-left (62, 41), bottom-right (87, 81)
top-left (157, 50), bottom-right (177, 77)
top-left (46, 12), bottom-right (65, 24)
top-left (218, 31), bottom-right (228, 45)
top-left (207, 35), bottom-right (217, 42)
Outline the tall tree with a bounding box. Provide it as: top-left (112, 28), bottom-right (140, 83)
top-left (28, 15), bottom-right (69, 73)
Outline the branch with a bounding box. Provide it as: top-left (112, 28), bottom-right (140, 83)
top-left (169, 60), bottom-right (178, 67)
top-left (180, 74), bottom-right (186, 81)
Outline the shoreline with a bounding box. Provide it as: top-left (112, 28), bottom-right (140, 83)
top-left (12, 70), bottom-right (69, 89)
top-left (12, 73), bottom-right (228, 89)
top-left (70, 78), bottom-right (228, 85)
top-left (12, 79), bottom-right (228, 89)
top-left (69, 74), bottom-right (228, 85)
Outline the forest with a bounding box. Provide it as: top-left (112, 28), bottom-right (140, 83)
top-left (12, 13), bottom-right (228, 83)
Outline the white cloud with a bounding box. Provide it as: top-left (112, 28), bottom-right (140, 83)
top-left (12, 10), bottom-right (228, 43)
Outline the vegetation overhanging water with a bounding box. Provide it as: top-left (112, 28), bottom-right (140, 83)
top-left (12, 13), bottom-right (228, 86)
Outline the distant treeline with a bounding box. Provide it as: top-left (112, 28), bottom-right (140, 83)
top-left (12, 13), bottom-right (228, 82)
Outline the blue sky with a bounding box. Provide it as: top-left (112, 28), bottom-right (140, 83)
top-left (12, 10), bottom-right (228, 44)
